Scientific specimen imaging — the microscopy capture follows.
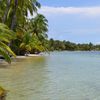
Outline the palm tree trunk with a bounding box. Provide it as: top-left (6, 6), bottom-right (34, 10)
top-left (11, 13), bottom-right (16, 30)
top-left (9, 0), bottom-right (18, 48)
top-left (2, 0), bottom-right (11, 23)
top-left (11, 0), bottom-right (18, 30)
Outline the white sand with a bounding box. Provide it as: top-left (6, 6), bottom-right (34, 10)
top-left (16, 54), bottom-right (42, 58)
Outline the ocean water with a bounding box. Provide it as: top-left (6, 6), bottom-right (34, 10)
top-left (0, 51), bottom-right (100, 100)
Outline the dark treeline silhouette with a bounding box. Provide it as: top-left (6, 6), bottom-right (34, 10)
top-left (47, 38), bottom-right (100, 51)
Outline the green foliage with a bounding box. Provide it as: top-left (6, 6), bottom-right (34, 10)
top-left (47, 39), bottom-right (99, 51)
top-left (29, 14), bottom-right (48, 35)
top-left (0, 23), bottom-right (16, 63)
top-left (0, 0), bottom-right (49, 57)
top-left (11, 13), bottom-right (48, 55)
top-left (14, 31), bottom-right (47, 55)
top-left (0, 0), bottom-right (49, 63)
top-left (0, 0), bottom-right (41, 30)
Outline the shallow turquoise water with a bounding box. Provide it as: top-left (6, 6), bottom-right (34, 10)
top-left (0, 51), bottom-right (100, 100)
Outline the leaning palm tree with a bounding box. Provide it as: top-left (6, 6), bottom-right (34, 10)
top-left (0, 23), bottom-right (16, 63)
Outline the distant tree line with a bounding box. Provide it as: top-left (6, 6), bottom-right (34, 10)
top-left (46, 38), bottom-right (100, 51)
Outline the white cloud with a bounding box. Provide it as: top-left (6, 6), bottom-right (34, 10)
top-left (94, 42), bottom-right (100, 45)
top-left (39, 6), bottom-right (100, 17)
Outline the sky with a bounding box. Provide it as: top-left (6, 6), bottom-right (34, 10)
top-left (38, 0), bottom-right (100, 44)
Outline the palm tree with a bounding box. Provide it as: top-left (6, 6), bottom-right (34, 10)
top-left (0, 0), bottom-right (41, 30)
top-left (0, 0), bottom-right (49, 56)
top-left (0, 23), bottom-right (16, 63)
top-left (18, 31), bottom-right (45, 55)
top-left (11, 13), bottom-right (48, 55)
top-left (29, 14), bottom-right (48, 51)
top-left (30, 14), bottom-right (48, 38)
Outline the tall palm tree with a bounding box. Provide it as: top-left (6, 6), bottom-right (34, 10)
top-left (0, 0), bottom-right (41, 30)
top-left (30, 14), bottom-right (48, 40)
top-left (1, 0), bottom-right (11, 23)
top-left (29, 14), bottom-right (48, 51)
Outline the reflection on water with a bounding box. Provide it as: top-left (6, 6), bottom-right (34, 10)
top-left (0, 52), bottom-right (100, 100)
top-left (0, 57), bottom-right (47, 100)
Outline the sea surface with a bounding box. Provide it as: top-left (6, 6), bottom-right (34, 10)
top-left (0, 51), bottom-right (100, 100)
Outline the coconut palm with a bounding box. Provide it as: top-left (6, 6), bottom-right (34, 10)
top-left (0, 0), bottom-right (49, 56)
top-left (29, 14), bottom-right (48, 51)
top-left (18, 31), bottom-right (45, 55)
top-left (30, 14), bottom-right (48, 38)
top-left (0, 0), bottom-right (41, 30)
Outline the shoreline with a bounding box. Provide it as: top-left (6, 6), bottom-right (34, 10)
top-left (16, 54), bottom-right (43, 58)
top-left (0, 54), bottom-right (43, 64)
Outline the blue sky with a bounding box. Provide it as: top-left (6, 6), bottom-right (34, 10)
top-left (38, 0), bottom-right (100, 44)
top-left (38, 0), bottom-right (100, 7)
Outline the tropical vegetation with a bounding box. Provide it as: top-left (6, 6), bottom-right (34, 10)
top-left (0, 23), bottom-right (16, 63)
top-left (47, 39), bottom-right (100, 51)
top-left (0, 0), bottom-right (48, 63)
